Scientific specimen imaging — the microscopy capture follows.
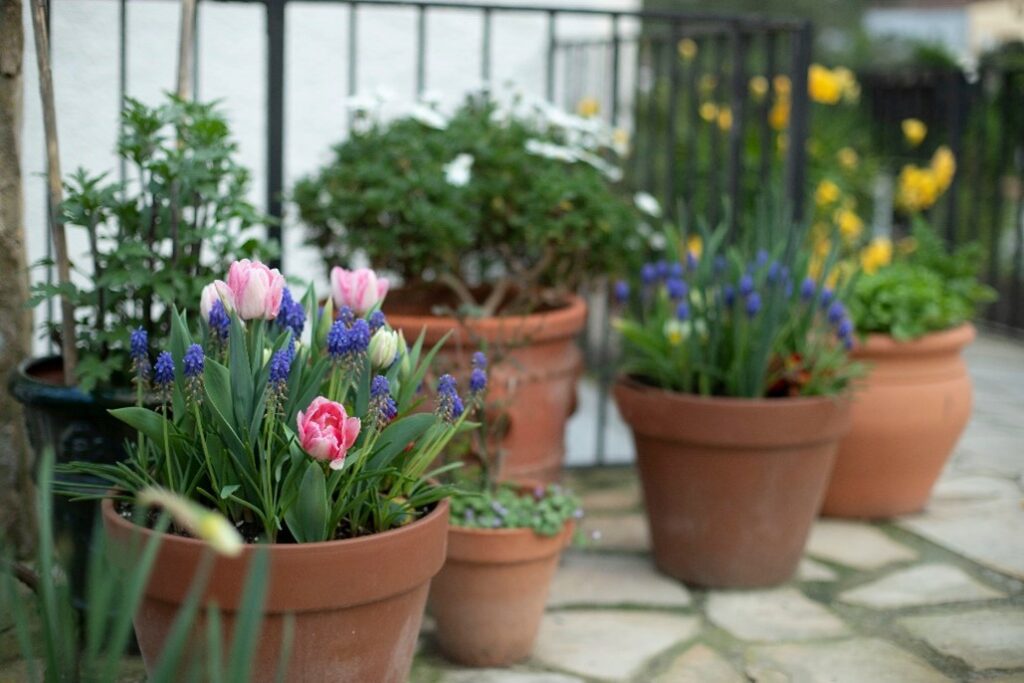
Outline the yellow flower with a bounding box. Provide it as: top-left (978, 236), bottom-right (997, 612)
top-left (897, 164), bottom-right (941, 212)
top-left (576, 97), bottom-right (600, 118)
top-left (717, 106), bottom-right (733, 131)
top-left (769, 98), bottom-right (790, 131)
top-left (901, 118), bottom-right (927, 147)
top-left (773, 74), bottom-right (792, 97)
top-left (808, 64), bottom-right (842, 105)
top-left (678, 38), bottom-right (698, 62)
top-left (699, 102), bottom-right (719, 123)
top-left (664, 319), bottom-right (686, 346)
top-left (833, 67), bottom-right (860, 102)
top-left (837, 147), bottom-right (859, 170)
top-left (860, 237), bottom-right (893, 275)
top-left (931, 145), bottom-right (956, 190)
top-left (687, 235), bottom-right (703, 259)
top-left (835, 208), bottom-right (864, 242)
top-left (815, 179), bottom-right (841, 207)
top-left (749, 75), bottom-right (769, 101)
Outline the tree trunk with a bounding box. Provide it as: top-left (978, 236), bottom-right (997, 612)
top-left (0, 0), bottom-right (33, 554)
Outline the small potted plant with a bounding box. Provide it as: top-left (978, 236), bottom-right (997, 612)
top-left (62, 261), bottom-right (478, 683)
top-left (426, 352), bottom-right (581, 667)
top-left (294, 88), bottom-right (639, 482)
top-left (822, 218), bottom-right (996, 518)
top-left (8, 95), bottom-right (268, 590)
top-left (612, 212), bottom-right (858, 587)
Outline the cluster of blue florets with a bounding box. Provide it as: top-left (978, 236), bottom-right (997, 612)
top-left (369, 374), bottom-right (399, 430)
top-left (327, 317), bottom-right (371, 369)
top-left (276, 288), bottom-right (306, 339)
top-left (130, 327), bottom-right (150, 382)
top-left (435, 374), bottom-right (464, 423)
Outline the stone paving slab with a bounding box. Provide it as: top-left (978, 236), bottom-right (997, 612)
top-left (899, 607), bottom-right (1024, 671)
top-left (839, 563), bottom-right (1006, 609)
top-left (797, 558), bottom-right (839, 582)
top-left (652, 644), bottom-right (745, 683)
top-left (897, 476), bottom-right (1024, 580)
top-left (577, 513), bottom-right (649, 553)
top-left (806, 519), bottom-right (919, 570)
top-left (531, 611), bottom-right (700, 682)
top-left (745, 638), bottom-right (952, 683)
top-left (547, 551), bottom-right (691, 608)
top-left (706, 588), bottom-right (850, 642)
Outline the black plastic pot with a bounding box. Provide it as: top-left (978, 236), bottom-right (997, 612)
top-left (9, 355), bottom-right (141, 601)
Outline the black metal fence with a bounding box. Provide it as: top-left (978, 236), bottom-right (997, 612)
top-left (860, 60), bottom-right (1024, 335)
top-left (42, 0), bottom-right (811, 464)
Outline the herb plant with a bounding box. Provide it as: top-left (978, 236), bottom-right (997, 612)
top-left (849, 220), bottom-right (996, 340)
top-left (294, 89), bottom-right (638, 316)
top-left (614, 212), bottom-right (859, 398)
top-left (61, 262), bottom-right (479, 543)
top-left (30, 95), bottom-right (270, 391)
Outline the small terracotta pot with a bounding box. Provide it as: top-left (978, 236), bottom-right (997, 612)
top-left (822, 324), bottom-right (975, 518)
top-left (614, 378), bottom-right (851, 588)
top-left (102, 497), bottom-right (449, 682)
top-left (385, 291), bottom-right (587, 483)
top-left (427, 520), bottom-right (574, 667)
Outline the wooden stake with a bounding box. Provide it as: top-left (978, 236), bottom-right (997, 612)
top-left (176, 0), bottom-right (196, 99)
top-left (29, 0), bottom-right (77, 385)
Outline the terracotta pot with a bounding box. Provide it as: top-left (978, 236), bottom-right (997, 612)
top-left (427, 519), bottom-right (573, 667)
top-left (102, 497), bottom-right (449, 682)
top-left (614, 378), bottom-right (851, 588)
top-left (822, 324), bottom-right (975, 518)
top-left (385, 291), bottom-right (587, 483)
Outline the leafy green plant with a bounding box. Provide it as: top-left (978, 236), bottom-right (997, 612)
top-left (294, 89), bottom-right (638, 316)
top-left (614, 209), bottom-right (859, 398)
top-left (449, 482), bottom-right (581, 536)
top-left (2, 450), bottom-right (287, 682)
top-left (60, 262), bottom-right (476, 543)
top-left (30, 95), bottom-right (271, 391)
top-left (849, 220), bottom-right (996, 340)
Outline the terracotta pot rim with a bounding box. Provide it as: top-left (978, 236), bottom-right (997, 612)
top-left (101, 494), bottom-right (449, 555)
top-left (855, 323), bottom-right (976, 356)
top-left (385, 293), bottom-right (587, 344)
top-left (446, 521), bottom-right (571, 540)
top-left (614, 376), bottom-right (851, 409)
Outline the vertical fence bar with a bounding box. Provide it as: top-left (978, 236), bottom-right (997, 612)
top-left (348, 2), bottom-right (358, 102)
top-left (665, 22), bottom-right (680, 218)
top-left (416, 5), bottom-right (426, 96)
top-left (680, 33), bottom-right (698, 218)
top-left (118, 0), bottom-right (127, 189)
top-left (192, 0), bottom-right (200, 99)
top-left (266, 0), bottom-right (285, 265)
top-left (545, 11), bottom-right (557, 101)
top-left (988, 70), bottom-right (1011, 304)
top-left (784, 21), bottom-right (812, 222)
top-left (757, 31), bottom-right (775, 194)
top-left (707, 35), bottom-right (724, 227)
top-left (644, 36), bottom-right (662, 197)
top-left (726, 23), bottom-right (747, 235)
top-left (943, 71), bottom-right (963, 243)
top-left (480, 7), bottom-right (491, 84)
top-left (43, 0), bottom-right (54, 350)
top-left (609, 14), bottom-right (620, 123)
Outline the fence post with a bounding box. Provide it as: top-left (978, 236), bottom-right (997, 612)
top-left (266, 0), bottom-right (285, 267)
top-left (784, 20), bottom-right (811, 223)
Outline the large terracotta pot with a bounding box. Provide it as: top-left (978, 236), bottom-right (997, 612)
top-left (385, 291), bottom-right (587, 483)
top-left (614, 378), bottom-right (851, 588)
top-left (822, 324), bottom-right (975, 518)
top-left (102, 497), bottom-right (449, 682)
top-left (428, 520), bottom-right (573, 667)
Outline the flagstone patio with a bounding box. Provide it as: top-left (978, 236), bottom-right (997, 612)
top-left (411, 332), bottom-right (1024, 683)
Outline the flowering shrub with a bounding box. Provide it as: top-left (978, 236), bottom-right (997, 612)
top-left (29, 95), bottom-right (271, 391)
top-left (614, 213), bottom-right (859, 398)
top-left (849, 220), bottom-right (996, 340)
top-left (294, 88), bottom-right (638, 316)
top-left (62, 262), bottom-right (483, 543)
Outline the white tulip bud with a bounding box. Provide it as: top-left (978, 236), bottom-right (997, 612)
top-left (369, 329), bottom-right (400, 369)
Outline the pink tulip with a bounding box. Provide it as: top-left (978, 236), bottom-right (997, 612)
top-left (297, 396), bottom-right (361, 470)
top-left (226, 259), bottom-right (285, 320)
top-left (200, 280), bottom-right (234, 322)
top-left (330, 266), bottom-right (390, 315)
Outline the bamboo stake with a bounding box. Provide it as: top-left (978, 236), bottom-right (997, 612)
top-left (29, 0), bottom-right (77, 385)
top-left (175, 0), bottom-right (196, 99)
